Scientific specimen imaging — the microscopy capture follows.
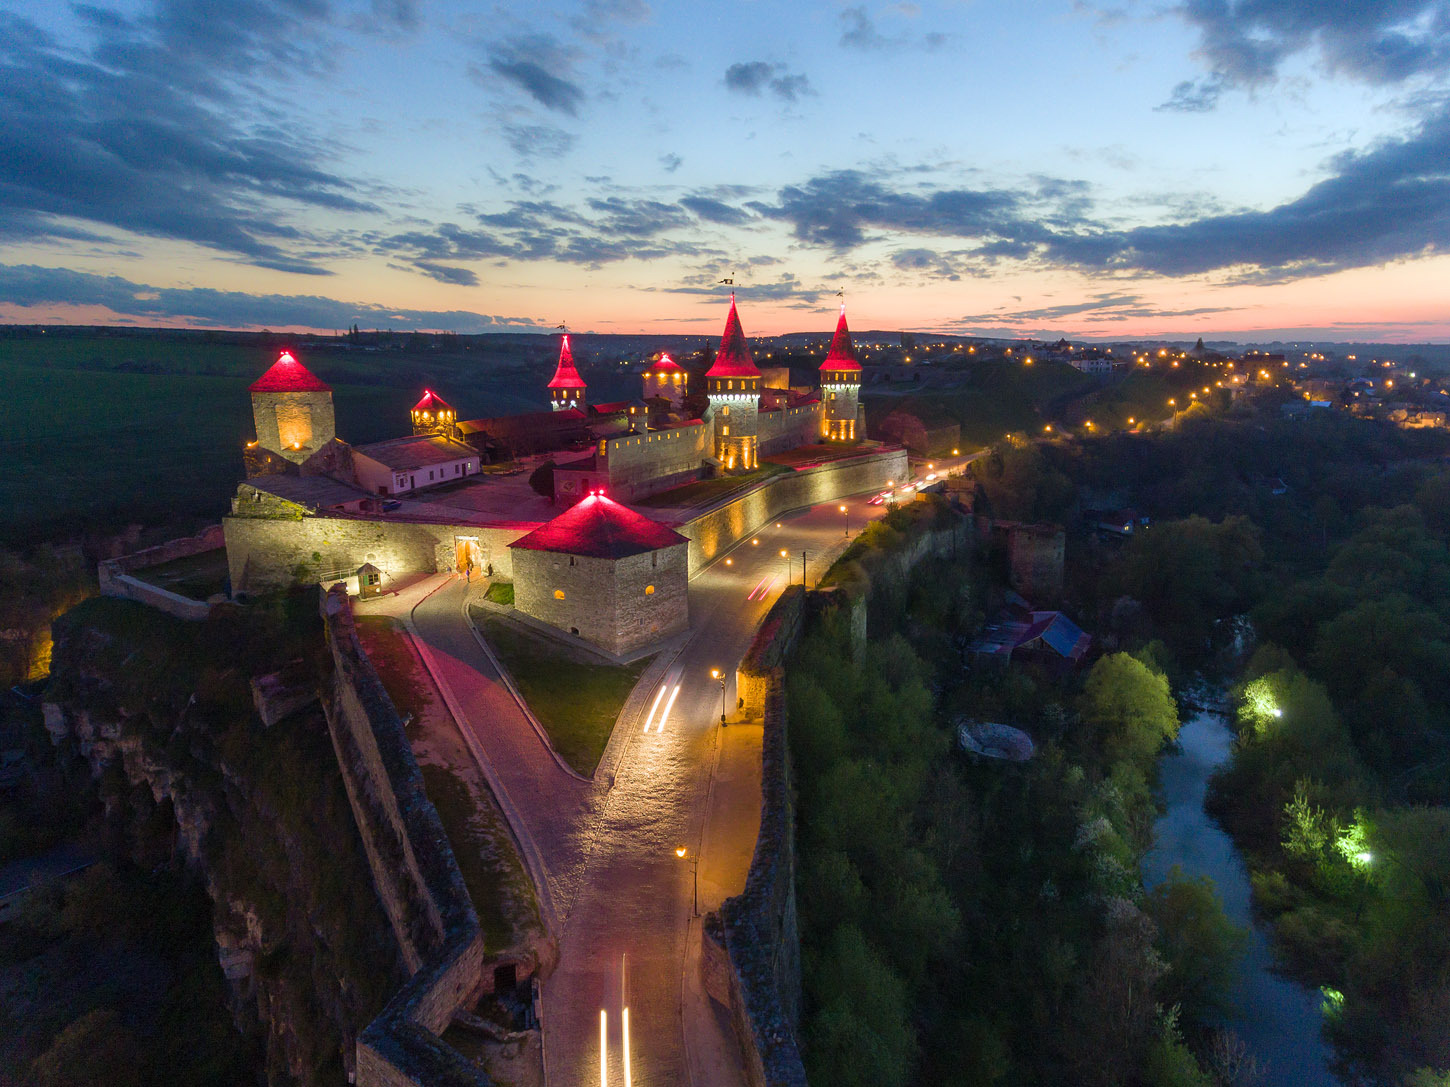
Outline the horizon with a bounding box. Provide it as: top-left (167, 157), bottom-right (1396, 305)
top-left (1, 1), bottom-right (1448, 342)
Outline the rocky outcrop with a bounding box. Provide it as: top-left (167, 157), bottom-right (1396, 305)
top-left (43, 594), bottom-right (404, 1086)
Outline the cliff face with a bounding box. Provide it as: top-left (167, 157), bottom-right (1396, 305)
top-left (44, 594), bottom-right (404, 1086)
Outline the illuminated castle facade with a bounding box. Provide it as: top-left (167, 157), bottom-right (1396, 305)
top-left (820, 307), bottom-right (863, 441)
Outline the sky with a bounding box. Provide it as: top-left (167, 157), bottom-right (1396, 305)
top-left (1, 0), bottom-right (1448, 341)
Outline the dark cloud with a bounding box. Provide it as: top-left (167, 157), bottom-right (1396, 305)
top-left (680, 196), bottom-right (752, 225)
top-left (659, 153), bottom-right (683, 172)
top-left (660, 272), bottom-right (822, 303)
top-left (0, 263), bottom-right (542, 331)
top-left (368, 0), bottom-right (420, 32)
top-left (953, 292), bottom-right (1231, 326)
top-left (480, 36), bottom-right (585, 115)
top-left (1175, 0), bottom-right (1450, 93)
top-left (724, 61), bottom-right (815, 102)
top-left (585, 197), bottom-right (693, 236)
top-left (890, 248), bottom-right (963, 280)
top-left (0, 6), bottom-right (376, 274)
top-left (504, 124), bottom-right (578, 159)
top-left (413, 261), bottom-right (479, 286)
top-left (1156, 77), bottom-right (1223, 112)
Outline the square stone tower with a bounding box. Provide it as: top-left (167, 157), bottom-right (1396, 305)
top-left (249, 350), bottom-right (336, 464)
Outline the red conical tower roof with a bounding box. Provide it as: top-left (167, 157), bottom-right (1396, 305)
top-left (705, 297), bottom-right (762, 379)
top-left (822, 306), bottom-right (862, 372)
top-left (652, 352), bottom-right (683, 372)
top-left (546, 334), bottom-right (587, 389)
top-left (412, 389), bottom-right (452, 413)
top-left (249, 350), bottom-right (331, 393)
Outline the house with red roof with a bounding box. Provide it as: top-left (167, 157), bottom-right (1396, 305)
top-left (509, 493), bottom-right (689, 655)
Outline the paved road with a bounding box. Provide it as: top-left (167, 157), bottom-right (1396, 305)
top-left (389, 486), bottom-right (915, 1085)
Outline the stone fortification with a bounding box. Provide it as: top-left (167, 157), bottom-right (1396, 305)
top-left (225, 514), bottom-right (524, 596)
top-left (320, 585), bottom-right (494, 1087)
top-left (710, 500), bottom-right (973, 1087)
top-left (97, 525), bottom-right (226, 620)
top-left (756, 401), bottom-right (821, 456)
top-left (678, 445), bottom-right (907, 572)
top-left (559, 421), bottom-right (710, 504)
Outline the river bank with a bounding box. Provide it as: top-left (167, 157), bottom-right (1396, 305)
top-left (1143, 711), bottom-right (1341, 1087)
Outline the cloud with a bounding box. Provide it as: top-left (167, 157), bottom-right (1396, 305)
top-left (839, 7), bottom-right (948, 51)
top-left (890, 248), bottom-right (964, 279)
top-left (0, 263), bottom-right (542, 331)
top-left (724, 61), bottom-right (815, 102)
top-left (0, 6), bottom-right (376, 274)
top-left (1174, 0), bottom-right (1450, 93)
top-left (504, 124), bottom-right (578, 159)
top-left (413, 261), bottom-right (479, 286)
top-left (681, 195), bottom-right (753, 225)
top-left (367, 0), bottom-right (420, 32)
top-left (660, 271), bottom-right (823, 302)
top-left (1156, 78), bottom-right (1223, 113)
top-left (481, 37), bottom-right (586, 115)
top-left (952, 292), bottom-right (1232, 327)
top-left (659, 152), bottom-right (683, 172)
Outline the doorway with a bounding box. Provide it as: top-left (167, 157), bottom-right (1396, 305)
top-left (455, 536), bottom-right (484, 576)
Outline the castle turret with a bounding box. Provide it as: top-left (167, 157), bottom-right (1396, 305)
top-left (705, 298), bottom-right (763, 472)
top-left (249, 350), bottom-right (335, 463)
top-left (547, 335), bottom-right (587, 412)
top-left (642, 352), bottom-right (687, 410)
top-left (820, 306), bottom-right (863, 441)
top-left (411, 389), bottom-right (456, 437)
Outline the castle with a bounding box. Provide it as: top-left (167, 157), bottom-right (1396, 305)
top-left (224, 299), bottom-right (885, 655)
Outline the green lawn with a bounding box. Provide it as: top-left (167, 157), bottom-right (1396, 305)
top-left (128, 548), bottom-right (232, 600)
top-left (472, 610), bottom-right (651, 775)
top-left (484, 581), bottom-right (514, 606)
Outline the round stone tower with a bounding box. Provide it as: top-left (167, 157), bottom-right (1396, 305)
top-left (547, 334), bottom-right (587, 412)
top-left (820, 305), bottom-right (863, 441)
top-left (249, 350), bottom-right (335, 463)
top-left (705, 298), bottom-right (763, 472)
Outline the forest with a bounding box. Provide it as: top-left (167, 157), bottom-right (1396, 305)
top-left (787, 403), bottom-right (1450, 1086)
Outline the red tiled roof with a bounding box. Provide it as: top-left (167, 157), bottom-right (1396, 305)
top-left (508, 493), bottom-right (689, 559)
top-left (705, 298), bottom-right (762, 379)
top-left (651, 353), bottom-right (683, 372)
top-left (249, 350), bottom-right (331, 393)
top-left (822, 307), bottom-right (862, 372)
top-left (547, 334), bottom-right (587, 389)
top-left (412, 389), bottom-right (452, 413)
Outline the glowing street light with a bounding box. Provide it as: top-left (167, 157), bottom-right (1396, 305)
top-left (675, 846), bottom-right (699, 915)
top-left (711, 668), bottom-right (727, 725)
top-left (839, 504), bottom-right (849, 536)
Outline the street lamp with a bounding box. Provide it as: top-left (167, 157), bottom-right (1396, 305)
top-left (711, 668), bottom-right (726, 726)
top-left (675, 846), bottom-right (699, 916)
top-left (839, 504), bottom-right (849, 536)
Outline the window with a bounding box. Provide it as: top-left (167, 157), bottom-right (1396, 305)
top-left (554, 589), bottom-right (566, 599)
top-left (645, 584), bottom-right (655, 595)
top-left (651, 551), bottom-right (658, 568)
top-left (722, 425), bottom-right (729, 436)
top-left (722, 405), bottom-right (730, 416)
top-left (569, 556), bottom-right (576, 567)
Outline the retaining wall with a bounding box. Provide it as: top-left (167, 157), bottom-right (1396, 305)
top-left (712, 501), bottom-right (973, 1087)
top-left (319, 586), bottom-right (493, 1087)
top-left (676, 445), bottom-right (908, 574)
top-left (97, 526), bottom-right (227, 621)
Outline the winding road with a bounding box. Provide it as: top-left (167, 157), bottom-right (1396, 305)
top-left (392, 489), bottom-right (899, 1085)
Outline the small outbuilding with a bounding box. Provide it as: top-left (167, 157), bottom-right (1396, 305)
top-left (508, 493), bottom-right (690, 656)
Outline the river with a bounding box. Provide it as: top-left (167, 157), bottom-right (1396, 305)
top-left (1142, 711), bottom-right (1342, 1087)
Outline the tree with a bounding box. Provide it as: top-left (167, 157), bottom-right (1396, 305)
top-left (1077, 652), bottom-right (1179, 770)
top-left (527, 459), bottom-right (556, 501)
top-left (1147, 869), bottom-right (1247, 1026)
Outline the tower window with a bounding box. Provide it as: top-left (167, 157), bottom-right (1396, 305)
top-left (645, 584), bottom-right (655, 595)
top-left (554, 589), bottom-right (566, 599)
top-left (722, 405), bottom-right (730, 416)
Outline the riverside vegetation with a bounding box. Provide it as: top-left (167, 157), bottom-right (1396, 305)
top-left (788, 397), bottom-right (1450, 1086)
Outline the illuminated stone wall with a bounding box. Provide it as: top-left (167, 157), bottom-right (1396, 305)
top-left (224, 514), bottom-right (524, 595)
top-left (252, 388), bottom-right (336, 464)
top-left (557, 422), bottom-right (709, 504)
top-left (676, 445), bottom-right (908, 573)
top-left (756, 401), bottom-right (821, 456)
top-left (511, 540), bottom-right (688, 657)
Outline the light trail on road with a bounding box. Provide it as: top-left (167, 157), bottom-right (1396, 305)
top-left (655, 683), bottom-right (682, 733)
top-left (642, 682), bottom-right (668, 733)
top-left (599, 1010), bottom-right (607, 1087)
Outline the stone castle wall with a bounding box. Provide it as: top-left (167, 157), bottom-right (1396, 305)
top-left (320, 586), bottom-right (492, 1087)
top-left (570, 421), bottom-right (710, 503)
top-left (512, 542), bottom-right (688, 657)
top-left (756, 402), bottom-right (821, 456)
top-left (677, 445), bottom-right (908, 573)
top-left (97, 525), bottom-right (227, 621)
top-left (225, 514), bottom-right (523, 595)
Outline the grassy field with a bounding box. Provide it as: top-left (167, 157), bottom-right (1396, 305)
top-left (473, 610), bottom-right (651, 776)
top-left (0, 361), bottom-right (405, 544)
